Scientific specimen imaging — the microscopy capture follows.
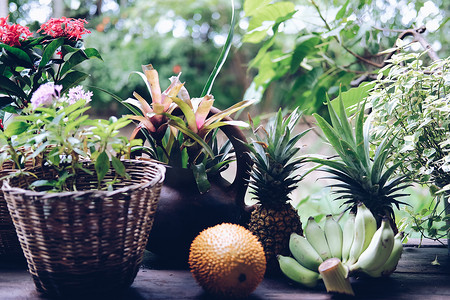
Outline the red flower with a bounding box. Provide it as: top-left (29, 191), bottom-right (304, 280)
top-left (39, 17), bottom-right (91, 40)
top-left (0, 16), bottom-right (32, 46)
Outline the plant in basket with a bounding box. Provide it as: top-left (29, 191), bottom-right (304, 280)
top-left (0, 15), bottom-right (101, 258)
top-left (0, 83), bottom-right (165, 297)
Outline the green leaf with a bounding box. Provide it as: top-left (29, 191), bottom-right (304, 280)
top-left (95, 151), bottom-right (110, 183)
top-left (355, 100), bottom-right (368, 166)
top-left (39, 37), bottom-right (64, 68)
top-left (4, 121), bottom-right (29, 138)
top-left (169, 96), bottom-right (197, 132)
top-left (290, 35), bottom-right (320, 73)
top-left (64, 115), bottom-right (89, 135)
top-left (313, 113), bottom-right (344, 155)
top-left (29, 180), bottom-right (57, 188)
top-left (191, 163), bottom-right (210, 194)
top-left (83, 48), bottom-right (103, 60)
top-left (165, 117), bottom-right (215, 158)
top-left (325, 94), bottom-right (343, 137)
top-left (59, 48), bottom-right (103, 77)
top-left (244, 0), bottom-right (271, 16)
top-left (203, 99), bottom-right (255, 127)
top-left (61, 44), bottom-right (81, 53)
top-left (59, 51), bottom-right (88, 77)
top-left (111, 156), bottom-right (128, 178)
top-left (336, 0), bottom-right (350, 20)
top-left (90, 85), bottom-right (142, 116)
top-left (0, 75), bottom-right (28, 99)
top-left (378, 162), bottom-right (402, 188)
top-left (336, 87), bottom-right (354, 144)
top-left (57, 70), bottom-right (89, 93)
top-left (0, 44), bottom-right (32, 65)
top-left (246, 2), bottom-right (296, 32)
top-left (201, 0), bottom-right (235, 97)
top-left (331, 81), bottom-right (375, 115)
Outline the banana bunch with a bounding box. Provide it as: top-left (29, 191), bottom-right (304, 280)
top-left (278, 203), bottom-right (405, 293)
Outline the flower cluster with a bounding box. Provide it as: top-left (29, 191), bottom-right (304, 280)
top-left (0, 16), bottom-right (99, 117)
top-left (66, 85), bottom-right (93, 104)
top-left (38, 17), bottom-right (91, 40)
top-left (30, 83), bottom-right (62, 109)
top-left (0, 16), bottom-right (32, 46)
top-left (30, 83), bottom-right (93, 109)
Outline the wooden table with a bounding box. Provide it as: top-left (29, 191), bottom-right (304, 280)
top-left (1, 240), bottom-right (448, 299)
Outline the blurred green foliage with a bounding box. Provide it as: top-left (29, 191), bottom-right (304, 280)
top-left (80, 0), bottom-right (255, 115)
top-left (242, 0), bottom-right (449, 115)
top-left (7, 0), bottom-right (449, 116)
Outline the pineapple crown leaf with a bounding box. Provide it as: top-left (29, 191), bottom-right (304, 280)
top-left (311, 90), bottom-right (410, 211)
top-left (326, 91), bottom-right (355, 146)
top-left (246, 107), bottom-right (308, 204)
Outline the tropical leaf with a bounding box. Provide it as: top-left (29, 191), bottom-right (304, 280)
top-left (95, 151), bottom-right (110, 183)
top-left (39, 37), bottom-right (64, 68)
top-left (201, 0), bottom-right (236, 97)
top-left (191, 163), bottom-right (210, 194)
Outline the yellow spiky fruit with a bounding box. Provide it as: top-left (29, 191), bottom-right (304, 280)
top-left (188, 223), bottom-right (266, 298)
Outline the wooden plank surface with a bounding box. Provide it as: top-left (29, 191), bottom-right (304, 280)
top-left (0, 244), bottom-right (448, 299)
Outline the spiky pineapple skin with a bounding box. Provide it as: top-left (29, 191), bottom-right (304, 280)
top-left (248, 203), bottom-right (303, 275)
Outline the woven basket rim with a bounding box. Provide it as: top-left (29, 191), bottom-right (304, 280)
top-left (1, 159), bottom-right (165, 200)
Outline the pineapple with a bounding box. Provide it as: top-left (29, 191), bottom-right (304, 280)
top-left (311, 92), bottom-right (410, 232)
top-left (246, 108), bottom-right (309, 275)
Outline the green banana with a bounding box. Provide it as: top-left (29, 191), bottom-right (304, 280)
top-left (349, 218), bottom-right (395, 273)
top-left (324, 214), bottom-right (343, 260)
top-left (347, 203), bottom-right (377, 265)
top-left (289, 233), bottom-right (324, 271)
top-left (361, 204), bottom-right (377, 251)
top-left (363, 231), bottom-right (404, 277)
top-left (304, 217), bottom-right (332, 260)
top-left (278, 255), bottom-right (321, 288)
top-left (341, 212), bottom-right (355, 264)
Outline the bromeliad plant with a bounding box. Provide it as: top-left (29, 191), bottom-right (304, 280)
top-left (0, 16), bottom-right (101, 123)
top-left (113, 0), bottom-right (252, 193)
top-left (309, 92), bottom-right (411, 232)
top-left (0, 83), bottom-right (140, 192)
top-left (123, 65), bottom-right (253, 193)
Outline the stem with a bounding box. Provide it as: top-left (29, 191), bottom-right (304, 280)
top-left (318, 258), bottom-right (355, 296)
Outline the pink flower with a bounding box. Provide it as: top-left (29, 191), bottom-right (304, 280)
top-left (30, 83), bottom-right (62, 109)
top-left (38, 17), bottom-right (91, 40)
top-left (66, 85), bottom-right (93, 104)
top-left (0, 16), bottom-right (32, 46)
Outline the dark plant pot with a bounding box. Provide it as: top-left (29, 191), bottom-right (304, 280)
top-left (145, 108), bottom-right (253, 265)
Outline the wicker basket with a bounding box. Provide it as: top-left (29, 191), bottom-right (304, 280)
top-left (0, 157), bottom-right (37, 258)
top-left (0, 169), bottom-right (23, 257)
top-left (2, 159), bottom-right (165, 297)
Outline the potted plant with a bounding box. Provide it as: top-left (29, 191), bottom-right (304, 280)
top-left (101, 0), bottom-right (257, 263)
top-left (0, 15), bottom-right (101, 258)
top-left (119, 64), bottom-right (255, 263)
top-left (367, 51), bottom-right (450, 249)
top-left (0, 83), bottom-right (165, 297)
